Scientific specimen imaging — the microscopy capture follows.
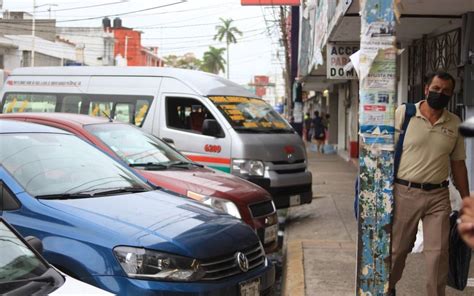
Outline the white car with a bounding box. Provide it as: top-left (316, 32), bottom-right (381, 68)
top-left (0, 217), bottom-right (112, 295)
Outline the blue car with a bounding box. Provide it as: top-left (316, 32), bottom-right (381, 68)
top-left (0, 120), bottom-right (275, 296)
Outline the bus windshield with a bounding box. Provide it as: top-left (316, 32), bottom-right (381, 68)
top-left (208, 96), bottom-right (292, 133)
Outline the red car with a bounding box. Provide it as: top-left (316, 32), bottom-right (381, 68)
top-left (1, 113), bottom-right (279, 252)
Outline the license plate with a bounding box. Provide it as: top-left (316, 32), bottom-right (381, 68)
top-left (240, 278), bottom-right (260, 296)
top-left (290, 194), bottom-right (301, 206)
top-left (264, 224), bottom-right (278, 244)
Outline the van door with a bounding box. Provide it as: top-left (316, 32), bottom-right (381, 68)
top-left (160, 94), bottom-right (232, 173)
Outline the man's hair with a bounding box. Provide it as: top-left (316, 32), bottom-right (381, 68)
top-left (425, 71), bottom-right (456, 92)
top-left (314, 110), bottom-right (319, 116)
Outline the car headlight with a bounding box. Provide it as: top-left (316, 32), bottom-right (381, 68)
top-left (187, 191), bottom-right (242, 219)
top-left (113, 246), bottom-right (205, 281)
top-left (232, 159), bottom-right (265, 176)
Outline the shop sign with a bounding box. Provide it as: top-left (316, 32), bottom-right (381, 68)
top-left (241, 0), bottom-right (300, 5)
top-left (327, 43), bottom-right (359, 80)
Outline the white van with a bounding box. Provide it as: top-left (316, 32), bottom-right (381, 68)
top-left (0, 67), bottom-right (312, 208)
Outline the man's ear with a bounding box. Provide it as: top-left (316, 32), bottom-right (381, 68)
top-left (424, 85), bottom-right (430, 98)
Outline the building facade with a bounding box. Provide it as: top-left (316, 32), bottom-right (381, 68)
top-left (298, 0), bottom-right (474, 189)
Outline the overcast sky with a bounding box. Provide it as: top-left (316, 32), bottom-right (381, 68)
top-left (4, 0), bottom-right (285, 86)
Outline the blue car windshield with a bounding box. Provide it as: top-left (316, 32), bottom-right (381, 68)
top-left (0, 133), bottom-right (151, 197)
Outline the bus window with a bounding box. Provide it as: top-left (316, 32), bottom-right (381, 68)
top-left (114, 103), bottom-right (133, 123)
top-left (135, 100), bottom-right (149, 126)
top-left (2, 93), bottom-right (57, 113)
top-left (61, 95), bottom-right (83, 114)
top-left (89, 101), bottom-right (113, 118)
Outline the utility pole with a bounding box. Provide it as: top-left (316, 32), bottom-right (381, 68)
top-left (124, 36), bottom-right (130, 66)
top-left (356, 0), bottom-right (397, 295)
top-left (279, 6), bottom-right (291, 118)
top-left (32, 0), bottom-right (36, 67)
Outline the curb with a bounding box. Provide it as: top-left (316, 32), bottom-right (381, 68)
top-left (281, 240), bottom-right (305, 296)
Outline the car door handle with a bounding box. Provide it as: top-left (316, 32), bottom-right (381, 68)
top-left (162, 137), bottom-right (174, 144)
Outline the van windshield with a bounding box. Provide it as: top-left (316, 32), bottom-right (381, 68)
top-left (208, 96), bottom-right (292, 133)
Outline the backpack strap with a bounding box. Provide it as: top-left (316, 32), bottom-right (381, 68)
top-left (394, 103), bottom-right (416, 176)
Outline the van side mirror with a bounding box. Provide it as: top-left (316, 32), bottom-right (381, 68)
top-left (459, 117), bottom-right (474, 137)
top-left (25, 236), bottom-right (44, 254)
top-left (202, 119), bottom-right (222, 137)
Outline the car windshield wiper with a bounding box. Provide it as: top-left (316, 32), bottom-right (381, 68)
top-left (266, 128), bottom-right (293, 134)
top-left (233, 127), bottom-right (268, 133)
top-left (79, 187), bottom-right (149, 196)
top-left (167, 161), bottom-right (204, 169)
top-left (234, 127), bottom-right (292, 134)
top-left (36, 193), bottom-right (92, 200)
top-left (129, 162), bottom-right (168, 170)
top-left (0, 273), bottom-right (55, 285)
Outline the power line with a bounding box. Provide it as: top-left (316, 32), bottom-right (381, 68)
top-left (55, 1), bottom-right (186, 23)
top-left (32, 1), bottom-right (129, 14)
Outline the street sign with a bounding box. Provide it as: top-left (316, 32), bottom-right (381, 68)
top-left (327, 43), bottom-right (359, 79)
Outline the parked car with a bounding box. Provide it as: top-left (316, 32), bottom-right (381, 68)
top-left (0, 217), bottom-right (112, 295)
top-left (0, 113), bottom-right (279, 253)
top-left (0, 66), bottom-right (313, 209)
top-left (0, 120), bottom-right (275, 295)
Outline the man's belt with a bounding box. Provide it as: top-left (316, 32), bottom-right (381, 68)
top-left (395, 178), bottom-right (449, 191)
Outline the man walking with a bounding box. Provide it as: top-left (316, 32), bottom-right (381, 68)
top-left (390, 71), bottom-right (470, 296)
top-left (312, 111), bottom-right (325, 153)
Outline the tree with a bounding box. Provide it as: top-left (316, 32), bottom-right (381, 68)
top-left (200, 46), bottom-right (226, 74)
top-left (213, 18), bottom-right (243, 79)
top-left (163, 53), bottom-right (202, 70)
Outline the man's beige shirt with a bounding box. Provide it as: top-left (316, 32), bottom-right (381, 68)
top-left (395, 101), bottom-right (466, 184)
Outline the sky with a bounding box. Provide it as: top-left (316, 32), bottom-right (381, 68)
top-left (3, 0), bottom-right (286, 87)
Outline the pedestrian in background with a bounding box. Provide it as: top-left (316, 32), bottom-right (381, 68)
top-left (311, 110), bottom-right (325, 153)
top-left (390, 71), bottom-right (470, 296)
top-left (304, 112), bottom-right (312, 142)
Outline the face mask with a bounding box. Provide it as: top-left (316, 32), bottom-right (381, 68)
top-left (426, 91), bottom-right (451, 110)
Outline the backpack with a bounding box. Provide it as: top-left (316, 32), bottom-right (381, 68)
top-left (354, 103), bottom-right (416, 219)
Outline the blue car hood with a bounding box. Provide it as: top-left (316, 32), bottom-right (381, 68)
top-left (39, 190), bottom-right (258, 259)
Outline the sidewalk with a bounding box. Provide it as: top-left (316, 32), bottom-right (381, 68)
top-left (281, 147), bottom-right (474, 296)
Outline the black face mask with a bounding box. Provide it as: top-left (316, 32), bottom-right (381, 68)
top-left (426, 91), bottom-right (451, 110)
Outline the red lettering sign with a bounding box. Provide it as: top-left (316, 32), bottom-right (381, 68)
top-left (204, 145), bottom-right (222, 153)
top-left (364, 105), bottom-right (386, 112)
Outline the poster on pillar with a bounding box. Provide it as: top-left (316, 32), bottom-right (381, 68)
top-left (358, 5), bottom-right (397, 145)
top-left (327, 43), bottom-right (359, 79)
top-left (359, 48), bottom-right (397, 143)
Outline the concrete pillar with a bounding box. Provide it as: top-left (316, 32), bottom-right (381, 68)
top-left (329, 90), bottom-right (338, 145)
top-left (338, 84), bottom-right (347, 151)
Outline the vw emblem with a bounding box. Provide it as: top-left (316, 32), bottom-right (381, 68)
top-left (287, 153), bottom-right (295, 163)
top-left (235, 252), bottom-right (249, 272)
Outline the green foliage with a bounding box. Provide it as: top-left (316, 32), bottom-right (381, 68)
top-left (163, 53), bottom-right (202, 70)
top-left (214, 18), bottom-right (243, 45)
top-left (213, 18), bottom-right (243, 78)
top-left (200, 46), bottom-right (226, 74)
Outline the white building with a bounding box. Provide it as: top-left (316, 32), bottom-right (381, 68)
top-left (57, 27), bottom-right (115, 66)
